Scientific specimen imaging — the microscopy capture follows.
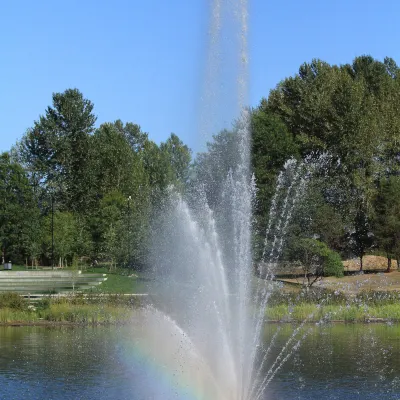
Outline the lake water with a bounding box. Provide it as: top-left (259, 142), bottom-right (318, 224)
top-left (0, 323), bottom-right (399, 399)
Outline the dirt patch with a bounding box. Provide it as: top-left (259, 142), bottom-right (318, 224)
top-left (343, 255), bottom-right (394, 272)
top-left (274, 255), bottom-right (396, 277)
top-left (317, 271), bottom-right (400, 294)
top-left (280, 271), bottom-right (400, 295)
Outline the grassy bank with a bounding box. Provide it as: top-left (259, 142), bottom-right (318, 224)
top-left (0, 305), bottom-right (134, 325)
top-left (265, 287), bottom-right (400, 322)
top-left (2, 283), bottom-right (400, 324)
top-left (0, 292), bottom-right (142, 325)
top-left (266, 303), bottom-right (400, 322)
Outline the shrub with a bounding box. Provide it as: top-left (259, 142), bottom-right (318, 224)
top-left (286, 238), bottom-right (344, 284)
top-left (323, 250), bottom-right (343, 277)
top-left (0, 293), bottom-right (27, 310)
top-left (267, 287), bottom-right (347, 306)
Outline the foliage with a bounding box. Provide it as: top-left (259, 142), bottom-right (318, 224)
top-left (265, 303), bottom-right (400, 322)
top-left (191, 129), bottom-right (239, 209)
top-left (0, 292), bottom-right (28, 310)
top-left (373, 176), bottom-right (400, 268)
top-left (42, 211), bottom-right (77, 267)
top-left (347, 207), bottom-right (374, 271)
top-left (262, 56), bottom-right (400, 264)
top-left (251, 108), bottom-right (299, 242)
top-left (11, 88), bottom-right (192, 269)
top-left (5, 54), bottom-right (400, 272)
top-left (324, 250), bottom-right (344, 277)
top-left (18, 88), bottom-right (97, 212)
top-left (0, 153), bottom-right (38, 264)
top-left (267, 287), bottom-right (347, 306)
top-left (287, 238), bottom-right (343, 287)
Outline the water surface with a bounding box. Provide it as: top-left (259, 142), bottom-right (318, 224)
top-left (0, 324), bottom-right (399, 399)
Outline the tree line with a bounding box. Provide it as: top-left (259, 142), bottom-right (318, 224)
top-left (1, 88), bottom-right (191, 268)
top-left (1, 55), bottom-right (400, 274)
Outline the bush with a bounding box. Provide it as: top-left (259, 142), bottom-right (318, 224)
top-left (267, 287), bottom-right (347, 306)
top-left (286, 238), bottom-right (343, 281)
top-left (0, 293), bottom-right (27, 310)
top-left (324, 250), bottom-right (343, 277)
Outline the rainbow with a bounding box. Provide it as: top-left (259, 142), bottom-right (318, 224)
top-left (116, 308), bottom-right (234, 400)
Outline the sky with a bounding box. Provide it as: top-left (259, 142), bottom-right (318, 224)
top-left (1, 0), bottom-right (400, 154)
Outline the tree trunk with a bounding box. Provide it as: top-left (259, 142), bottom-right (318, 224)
top-left (387, 255), bottom-right (392, 273)
top-left (359, 256), bottom-right (363, 272)
top-left (397, 259), bottom-right (400, 271)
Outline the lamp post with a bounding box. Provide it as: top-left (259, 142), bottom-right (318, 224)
top-left (127, 196), bottom-right (132, 268)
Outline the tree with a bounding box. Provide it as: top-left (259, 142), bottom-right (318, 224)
top-left (347, 206), bottom-right (374, 272)
top-left (98, 191), bottom-right (125, 270)
top-left (265, 56), bottom-right (400, 204)
top-left (0, 153), bottom-right (38, 264)
top-left (44, 211), bottom-right (77, 268)
top-left (373, 176), bottom-right (400, 271)
top-left (18, 88), bottom-right (97, 212)
top-left (192, 129), bottom-right (239, 209)
top-left (287, 177), bottom-right (347, 253)
top-left (288, 238), bottom-right (343, 288)
top-left (251, 108), bottom-right (299, 248)
top-left (7, 89), bottom-right (195, 269)
top-left (113, 119), bottom-right (149, 153)
top-left (91, 122), bottom-right (147, 196)
top-left (89, 122), bottom-right (151, 268)
top-left (21, 199), bottom-right (42, 268)
top-left (263, 56), bottom-right (400, 266)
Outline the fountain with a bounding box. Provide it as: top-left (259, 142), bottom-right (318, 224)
top-left (131, 1), bottom-right (302, 399)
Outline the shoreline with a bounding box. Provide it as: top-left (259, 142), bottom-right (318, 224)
top-left (0, 316), bottom-right (398, 327)
top-left (265, 317), bottom-right (396, 324)
top-left (0, 320), bottom-right (133, 327)
top-left (2, 291), bottom-right (400, 326)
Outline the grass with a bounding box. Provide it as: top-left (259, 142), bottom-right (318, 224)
top-left (0, 291), bottom-right (142, 325)
top-left (0, 308), bottom-right (38, 323)
top-left (39, 303), bottom-right (133, 324)
top-left (266, 302), bottom-right (400, 322)
top-left (3, 266), bottom-right (400, 324)
top-left (265, 286), bottom-right (400, 322)
top-left (0, 304), bottom-right (134, 325)
top-left (86, 268), bottom-right (148, 294)
top-left (2, 264), bottom-right (31, 271)
top-left (0, 292), bottom-right (28, 309)
top-left (1, 290), bottom-right (400, 324)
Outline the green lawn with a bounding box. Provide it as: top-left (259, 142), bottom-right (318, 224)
top-left (84, 267), bottom-right (149, 294)
top-left (2, 264), bottom-right (29, 271)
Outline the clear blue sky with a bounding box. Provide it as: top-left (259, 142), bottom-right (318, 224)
top-left (1, 0), bottom-right (399, 153)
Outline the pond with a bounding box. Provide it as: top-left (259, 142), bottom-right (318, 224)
top-left (0, 324), bottom-right (399, 399)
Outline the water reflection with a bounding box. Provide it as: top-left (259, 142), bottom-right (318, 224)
top-left (265, 324), bottom-right (400, 400)
top-left (0, 324), bottom-right (399, 399)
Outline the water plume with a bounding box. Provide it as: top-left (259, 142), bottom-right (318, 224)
top-left (139, 1), bottom-right (301, 399)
